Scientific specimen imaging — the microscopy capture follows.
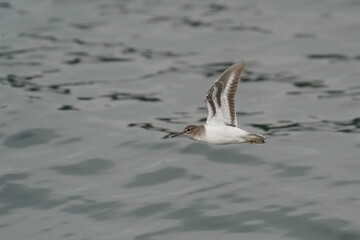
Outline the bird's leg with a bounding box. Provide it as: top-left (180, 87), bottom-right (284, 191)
top-left (244, 133), bottom-right (266, 144)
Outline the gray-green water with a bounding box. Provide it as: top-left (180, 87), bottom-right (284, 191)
top-left (1, 0), bottom-right (360, 239)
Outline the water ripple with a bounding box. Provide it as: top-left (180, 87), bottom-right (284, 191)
top-left (134, 202), bottom-right (360, 240)
top-left (124, 167), bottom-right (202, 188)
top-left (102, 92), bottom-right (161, 102)
top-left (250, 118), bottom-right (360, 135)
top-left (307, 53), bottom-right (360, 62)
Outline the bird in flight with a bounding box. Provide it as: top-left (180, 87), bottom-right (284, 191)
top-left (172, 61), bottom-right (265, 144)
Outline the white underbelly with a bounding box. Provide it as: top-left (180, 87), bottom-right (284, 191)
top-left (199, 126), bottom-right (250, 144)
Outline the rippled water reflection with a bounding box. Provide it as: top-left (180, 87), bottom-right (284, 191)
top-left (1, 0), bottom-right (360, 239)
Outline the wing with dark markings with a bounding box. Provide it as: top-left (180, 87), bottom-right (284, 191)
top-left (205, 61), bottom-right (245, 127)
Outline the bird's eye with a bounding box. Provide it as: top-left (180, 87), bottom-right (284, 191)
top-left (186, 128), bottom-right (190, 132)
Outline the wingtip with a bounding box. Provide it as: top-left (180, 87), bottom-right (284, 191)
top-left (238, 60), bottom-right (245, 67)
top-left (231, 60), bottom-right (246, 70)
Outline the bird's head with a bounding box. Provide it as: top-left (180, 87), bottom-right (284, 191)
top-left (171, 125), bottom-right (201, 138)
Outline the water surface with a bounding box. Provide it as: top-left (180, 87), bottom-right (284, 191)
top-left (1, 0), bottom-right (360, 239)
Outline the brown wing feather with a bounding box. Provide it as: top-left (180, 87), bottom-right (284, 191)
top-left (205, 61), bottom-right (245, 126)
top-left (226, 65), bottom-right (243, 125)
top-left (217, 61), bottom-right (245, 126)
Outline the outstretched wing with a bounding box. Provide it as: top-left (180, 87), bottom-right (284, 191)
top-left (205, 61), bottom-right (245, 127)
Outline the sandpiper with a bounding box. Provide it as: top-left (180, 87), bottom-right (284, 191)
top-left (172, 61), bottom-right (265, 144)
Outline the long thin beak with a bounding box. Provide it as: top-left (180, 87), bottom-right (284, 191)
top-left (171, 132), bottom-right (183, 138)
